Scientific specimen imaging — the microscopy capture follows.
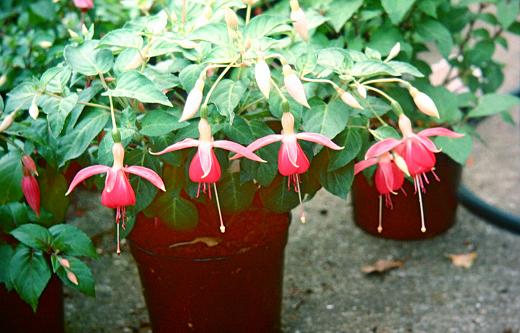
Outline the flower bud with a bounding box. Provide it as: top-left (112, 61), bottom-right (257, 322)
top-left (38, 40), bottom-right (52, 49)
top-left (409, 87), bottom-right (439, 118)
top-left (180, 77), bottom-right (205, 122)
top-left (73, 0), bottom-right (93, 10)
top-left (0, 74), bottom-right (6, 87)
top-left (290, 0), bottom-right (308, 41)
top-left (386, 42), bottom-right (400, 61)
top-left (225, 9), bottom-right (239, 30)
top-left (398, 114), bottom-right (414, 137)
top-left (357, 84), bottom-right (367, 99)
top-left (124, 52), bottom-right (144, 70)
top-left (81, 24), bottom-right (89, 36)
top-left (68, 29), bottom-right (80, 40)
top-left (255, 58), bottom-right (271, 99)
top-left (283, 65), bottom-right (309, 108)
top-left (244, 38), bottom-right (252, 50)
top-left (22, 175), bottom-right (40, 216)
top-left (22, 155), bottom-right (38, 176)
top-left (0, 112), bottom-right (16, 132)
top-left (29, 96), bottom-right (39, 119)
top-left (59, 257), bottom-right (71, 269)
top-left (336, 88), bottom-right (363, 109)
top-left (66, 270), bottom-right (79, 286)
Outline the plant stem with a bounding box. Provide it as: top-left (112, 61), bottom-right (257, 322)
top-left (245, 4), bottom-right (252, 25)
top-left (181, 0), bottom-right (187, 32)
top-left (270, 78), bottom-right (287, 102)
top-left (364, 85), bottom-right (396, 104)
top-left (301, 76), bottom-right (339, 90)
top-left (361, 78), bottom-right (410, 88)
top-left (202, 61), bottom-right (237, 108)
top-left (0, 135), bottom-right (25, 154)
top-left (109, 95), bottom-right (117, 131)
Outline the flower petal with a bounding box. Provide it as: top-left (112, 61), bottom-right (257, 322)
top-left (214, 140), bottom-right (266, 162)
top-left (418, 127), bottom-right (465, 138)
top-left (149, 138), bottom-right (199, 155)
top-left (414, 135), bottom-right (440, 153)
top-left (296, 132), bottom-right (343, 150)
top-left (354, 158), bottom-right (378, 175)
top-left (66, 165), bottom-right (110, 195)
top-left (125, 166), bottom-right (166, 191)
top-left (365, 138), bottom-right (402, 159)
top-left (230, 134), bottom-right (282, 161)
top-left (198, 143), bottom-right (214, 179)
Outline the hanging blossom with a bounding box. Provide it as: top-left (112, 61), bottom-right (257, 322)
top-left (21, 155), bottom-right (40, 216)
top-left (73, 0), bottom-right (94, 11)
top-left (289, 0), bottom-right (308, 41)
top-left (151, 118), bottom-right (264, 233)
top-left (66, 142), bottom-right (166, 254)
top-left (354, 152), bottom-right (409, 233)
top-left (234, 112), bottom-right (342, 223)
top-left (363, 114), bottom-right (464, 232)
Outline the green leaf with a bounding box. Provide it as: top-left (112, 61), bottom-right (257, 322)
top-left (179, 64), bottom-right (205, 91)
top-left (327, 0), bottom-right (363, 32)
top-left (145, 193), bottom-right (199, 230)
top-left (103, 71), bottom-right (172, 106)
top-left (209, 79), bottom-right (247, 122)
top-left (56, 257), bottom-right (95, 296)
top-left (467, 93), bottom-right (520, 118)
top-left (190, 23), bottom-right (230, 46)
top-left (0, 203), bottom-right (30, 233)
top-left (223, 117), bottom-right (255, 145)
top-left (303, 98), bottom-right (349, 139)
top-left (218, 173), bottom-right (257, 214)
top-left (58, 109), bottom-right (110, 166)
top-left (416, 19), bottom-right (453, 58)
top-left (386, 61), bottom-right (424, 77)
top-left (0, 244), bottom-right (14, 286)
top-left (259, 175), bottom-right (300, 213)
top-left (40, 66), bottom-right (72, 94)
top-left (49, 224), bottom-right (97, 258)
top-left (320, 160), bottom-right (354, 199)
top-left (434, 131), bottom-right (472, 165)
top-left (48, 94), bottom-right (78, 137)
top-left (64, 40), bottom-right (114, 76)
top-left (99, 28), bottom-right (144, 49)
top-left (381, 0), bottom-right (415, 24)
top-left (11, 224), bottom-right (53, 251)
top-left (9, 246), bottom-right (51, 312)
top-left (316, 48), bottom-right (352, 71)
top-left (67, 82), bottom-right (104, 131)
top-left (245, 15), bottom-right (290, 39)
top-left (370, 125), bottom-right (401, 140)
top-left (0, 152), bottom-right (23, 205)
top-left (349, 60), bottom-right (399, 77)
top-left (5, 81), bottom-right (39, 113)
top-left (140, 109), bottom-right (188, 136)
top-left (496, 0), bottom-right (519, 29)
top-left (465, 40), bottom-right (495, 66)
top-left (328, 128), bottom-right (362, 171)
top-left (38, 166), bottom-right (70, 225)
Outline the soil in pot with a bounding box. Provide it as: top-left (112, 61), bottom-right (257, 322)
top-left (0, 276), bottom-right (64, 333)
top-left (352, 153), bottom-right (462, 240)
top-left (129, 199), bottom-right (290, 333)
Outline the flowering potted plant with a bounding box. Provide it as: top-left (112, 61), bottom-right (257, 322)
top-left (1, 0), bottom-right (518, 331)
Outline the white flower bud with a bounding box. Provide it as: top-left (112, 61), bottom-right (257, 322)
top-left (225, 9), bottom-right (239, 30)
top-left (38, 40), bottom-right (52, 49)
top-left (336, 88), bottom-right (363, 109)
top-left (68, 29), bottom-right (79, 40)
top-left (255, 58), bottom-right (271, 99)
top-left (0, 74), bottom-right (6, 87)
top-left (81, 24), bottom-right (89, 36)
top-left (357, 84), bottom-right (367, 99)
top-left (386, 42), bottom-right (400, 61)
top-left (290, 0), bottom-right (308, 41)
top-left (180, 77), bottom-right (205, 122)
top-left (29, 96), bottom-right (39, 119)
top-left (283, 65), bottom-right (309, 108)
top-left (0, 112), bottom-right (16, 132)
top-left (66, 270), bottom-right (79, 286)
top-left (409, 87), bottom-right (439, 118)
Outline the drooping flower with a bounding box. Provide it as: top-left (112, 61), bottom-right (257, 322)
top-left (283, 65), bottom-right (309, 108)
top-left (290, 0), bottom-right (308, 41)
top-left (364, 114), bottom-right (464, 232)
top-left (180, 75), bottom-right (205, 122)
top-left (21, 155), bottom-right (40, 216)
top-left (66, 142), bottom-right (166, 254)
top-left (255, 57), bottom-right (271, 99)
top-left (73, 0), bottom-right (93, 11)
top-left (237, 112), bottom-right (342, 223)
top-left (408, 87), bottom-right (439, 118)
top-left (354, 152), bottom-right (408, 233)
top-left (151, 118), bottom-right (264, 233)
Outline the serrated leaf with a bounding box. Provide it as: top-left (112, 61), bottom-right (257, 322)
top-left (40, 66), bottom-right (72, 94)
top-left (416, 19), bottom-right (453, 58)
top-left (179, 64), bottom-right (205, 91)
top-left (48, 93), bottom-right (78, 137)
top-left (381, 0), bottom-right (415, 24)
top-left (328, 128), bottom-right (362, 171)
top-left (434, 132), bottom-right (472, 164)
top-left (5, 81), bottom-right (39, 113)
top-left (49, 224), bottom-right (97, 258)
top-left (349, 60), bottom-right (399, 77)
top-left (64, 40), bottom-right (114, 76)
top-left (56, 257), bottom-right (95, 296)
top-left (145, 193), bottom-right (199, 230)
top-left (386, 61), bottom-right (424, 77)
top-left (190, 23), bottom-right (229, 46)
top-left (245, 15), bottom-right (290, 39)
top-left (103, 71), bottom-right (172, 106)
top-left (320, 161), bottom-right (354, 199)
top-left (327, 0), bottom-right (363, 32)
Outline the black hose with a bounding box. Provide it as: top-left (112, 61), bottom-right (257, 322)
top-left (457, 185), bottom-right (520, 235)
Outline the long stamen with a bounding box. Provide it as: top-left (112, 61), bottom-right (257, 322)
top-left (213, 183), bottom-right (225, 233)
top-left (116, 208), bottom-right (121, 255)
top-left (378, 195), bottom-right (383, 233)
top-left (416, 175), bottom-right (426, 233)
top-left (295, 174), bottom-right (306, 223)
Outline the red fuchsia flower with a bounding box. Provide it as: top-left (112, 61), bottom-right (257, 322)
top-left (151, 118), bottom-right (265, 233)
top-left (66, 142), bottom-right (166, 254)
top-left (235, 112), bottom-right (342, 223)
top-left (73, 0), bottom-right (93, 11)
top-left (364, 114), bottom-right (464, 232)
top-left (354, 152), bottom-right (409, 233)
top-left (21, 155), bottom-right (40, 216)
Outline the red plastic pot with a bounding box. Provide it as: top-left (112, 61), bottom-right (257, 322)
top-left (128, 203), bottom-right (290, 333)
top-left (352, 153), bottom-right (462, 240)
top-left (0, 276), bottom-right (64, 333)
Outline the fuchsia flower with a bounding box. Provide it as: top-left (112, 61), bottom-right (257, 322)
top-left (73, 0), bottom-right (93, 11)
top-left (354, 152), bottom-right (408, 233)
top-left (237, 112), bottom-right (342, 223)
top-left (360, 114), bottom-right (464, 232)
top-left (21, 155), bottom-right (40, 216)
top-left (66, 142), bottom-right (165, 254)
top-left (151, 118), bottom-right (264, 233)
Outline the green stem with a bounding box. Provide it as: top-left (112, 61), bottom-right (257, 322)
top-left (364, 86), bottom-right (396, 104)
top-left (202, 61), bottom-right (238, 108)
top-left (301, 76), bottom-right (339, 90)
top-left (270, 78), bottom-right (287, 102)
top-left (109, 95), bottom-right (118, 132)
top-left (361, 78), bottom-right (411, 88)
top-left (0, 135), bottom-right (25, 154)
top-left (245, 4), bottom-right (252, 25)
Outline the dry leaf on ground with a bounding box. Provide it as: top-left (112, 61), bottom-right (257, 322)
top-left (361, 259), bottom-right (404, 274)
top-left (448, 252), bottom-right (477, 268)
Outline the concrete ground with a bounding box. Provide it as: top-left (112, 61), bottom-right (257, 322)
top-left (63, 34), bottom-right (520, 332)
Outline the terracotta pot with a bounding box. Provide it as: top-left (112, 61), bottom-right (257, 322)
top-left (0, 276), bottom-right (64, 333)
top-left (352, 153), bottom-right (462, 240)
top-left (128, 204), bottom-right (290, 333)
